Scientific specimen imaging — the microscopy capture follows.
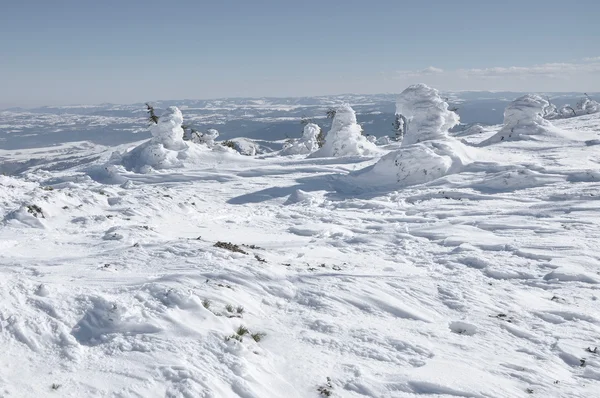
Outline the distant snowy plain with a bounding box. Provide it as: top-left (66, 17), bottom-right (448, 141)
top-left (1, 91), bottom-right (600, 397)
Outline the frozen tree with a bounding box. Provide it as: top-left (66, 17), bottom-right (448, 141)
top-left (481, 94), bottom-right (559, 145)
top-left (310, 104), bottom-right (377, 157)
top-left (282, 123), bottom-right (322, 155)
top-left (396, 83), bottom-right (460, 146)
top-left (392, 114), bottom-right (407, 142)
top-left (347, 84), bottom-right (472, 187)
top-left (111, 106), bottom-right (189, 173)
top-left (184, 128), bottom-right (220, 147)
top-left (146, 103), bottom-right (159, 125)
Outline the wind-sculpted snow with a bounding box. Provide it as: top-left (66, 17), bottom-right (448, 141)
top-left (281, 123), bottom-right (321, 155)
top-left (2, 102), bottom-right (600, 397)
top-left (397, 83), bottom-right (460, 146)
top-left (347, 84), bottom-right (472, 189)
top-left (310, 105), bottom-right (377, 157)
top-left (480, 94), bottom-right (566, 145)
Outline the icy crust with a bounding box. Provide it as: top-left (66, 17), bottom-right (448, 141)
top-left (282, 123), bottom-right (321, 155)
top-left (397, 83), bottom-right (460, 146)
top-left (310, 105), bottom-right (377, 157)
top-left (347, 84), bottom-right (471, 188)
top-left (481, 95), bottom-right (565, 145)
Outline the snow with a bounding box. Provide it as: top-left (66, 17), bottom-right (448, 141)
top-left (345, 84), bottom-right (473, 189)
top-left (185, 128), bottom-right (220, 147)
top-left (310, 105), bottom-right (377, 158)
top-left (2, 95), bottom-right (600, 397)
top-left (480, 94), bottom-right (567, 145)
top-left (397, 83), bottom-right (460, 146)
top-left (108, 106), bottom-right (192, 173)
top-left (282, 123), bottom-right (321, 155)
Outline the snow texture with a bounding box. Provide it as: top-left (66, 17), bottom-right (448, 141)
top-left (2, 96), bottom-right (600, 398)
top-left (310, 105), bottom-right (377, 157)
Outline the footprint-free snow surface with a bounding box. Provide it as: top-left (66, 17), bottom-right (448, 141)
top-left (1, 112), bottom-right (600, 397)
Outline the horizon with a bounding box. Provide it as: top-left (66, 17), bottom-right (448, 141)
top-left (2, 89), bottom-right (599, 111)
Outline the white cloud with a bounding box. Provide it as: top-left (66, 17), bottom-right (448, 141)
top-left (395, 66), bottom-right (444, 78)
top-left (420, 66), bottom-right (444, 74)
top-left (460, 61), bottom-right (600, 78)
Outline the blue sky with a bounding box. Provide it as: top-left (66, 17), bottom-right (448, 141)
top-left (1, 0), bottom-right (599, 107)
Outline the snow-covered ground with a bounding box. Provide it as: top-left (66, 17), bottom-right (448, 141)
top-left (1, 100), bottom-right (600, 397)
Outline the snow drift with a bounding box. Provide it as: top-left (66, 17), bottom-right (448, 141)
top-left (282, 123), bottom-right (321, 155)
top-left (480, 95), bottom-right (564, 145)
top-left (346, 84), bottom-right (472, 188)
top-left (310, 105), bottom-right (377, 157)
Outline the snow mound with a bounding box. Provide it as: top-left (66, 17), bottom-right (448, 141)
top-left (185, 128), bottom-right (219, 147)
top-left (282, 123), bottom-right (321, 155)
top-left (397, 83), bottom-right (460, 146)
top-left (345, 84), bottom-right (472, 189)
top-left (284, 189), bottom-right (319, 205)
top-left (310, 105), bottom-right (377, 157)
top-left (480, 95), bottom-right (564, 145)
top-left (225, 138), bottom-right (266, 156)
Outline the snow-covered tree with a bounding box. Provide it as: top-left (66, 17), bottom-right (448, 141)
top-left (184, 128), bottom-right (220, 147)
top-left (481, 94), bottom-right (559, 144)
top-left (282, 123), bottom-right (322, 155)
top-left (111, 106), bottom-right (189, 173)
top-left (347, 84), bottom-right (472, 187)
top-left (310, 104), bottom-right (377, 157)
top-left (396, 84), bottom-right (459, 146)
top-left (392, 113), bottom-right (407, 142)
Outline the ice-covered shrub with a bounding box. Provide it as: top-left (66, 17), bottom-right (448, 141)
top-left (185, 128), bottom-right (220, 147)
top-left (577, 97), bottom-right (600, 115)
top-left (545, 96), bottom-right (600, 120)
top-left (346, 84), bottom-right (472, 188)
top-left (481, 95), bottom-right (561, 145)
top-left (310, 105), bottom-right (377, 157)
top-left (282, 123), bottom-right (321, 155)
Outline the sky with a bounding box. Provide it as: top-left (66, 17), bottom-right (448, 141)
top-left (1, 0), bottom-right (599, 108)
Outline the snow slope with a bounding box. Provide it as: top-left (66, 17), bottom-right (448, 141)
top-left (1, 110), bottom-right (600, 397)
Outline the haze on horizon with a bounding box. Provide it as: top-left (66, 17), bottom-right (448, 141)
top-left (1, 0), bottom-right (599, 108)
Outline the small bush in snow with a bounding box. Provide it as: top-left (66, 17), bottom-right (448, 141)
top-left (214, 241), bottom-right (247, 254)
top-left (251, 332), bottom-right (266, 342)
top-left (202, 299), bottom-right (211, 309)
top-left (27, 204), bottom-right (44, 218)
top-left (225, 304), bottom-right (234, 313)
top-left (317, 378), bottom-right (333, 396)
top-left (146, 103), bottom-right (159, 125)
top-left (221, 140), bottom-right (236, 149)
